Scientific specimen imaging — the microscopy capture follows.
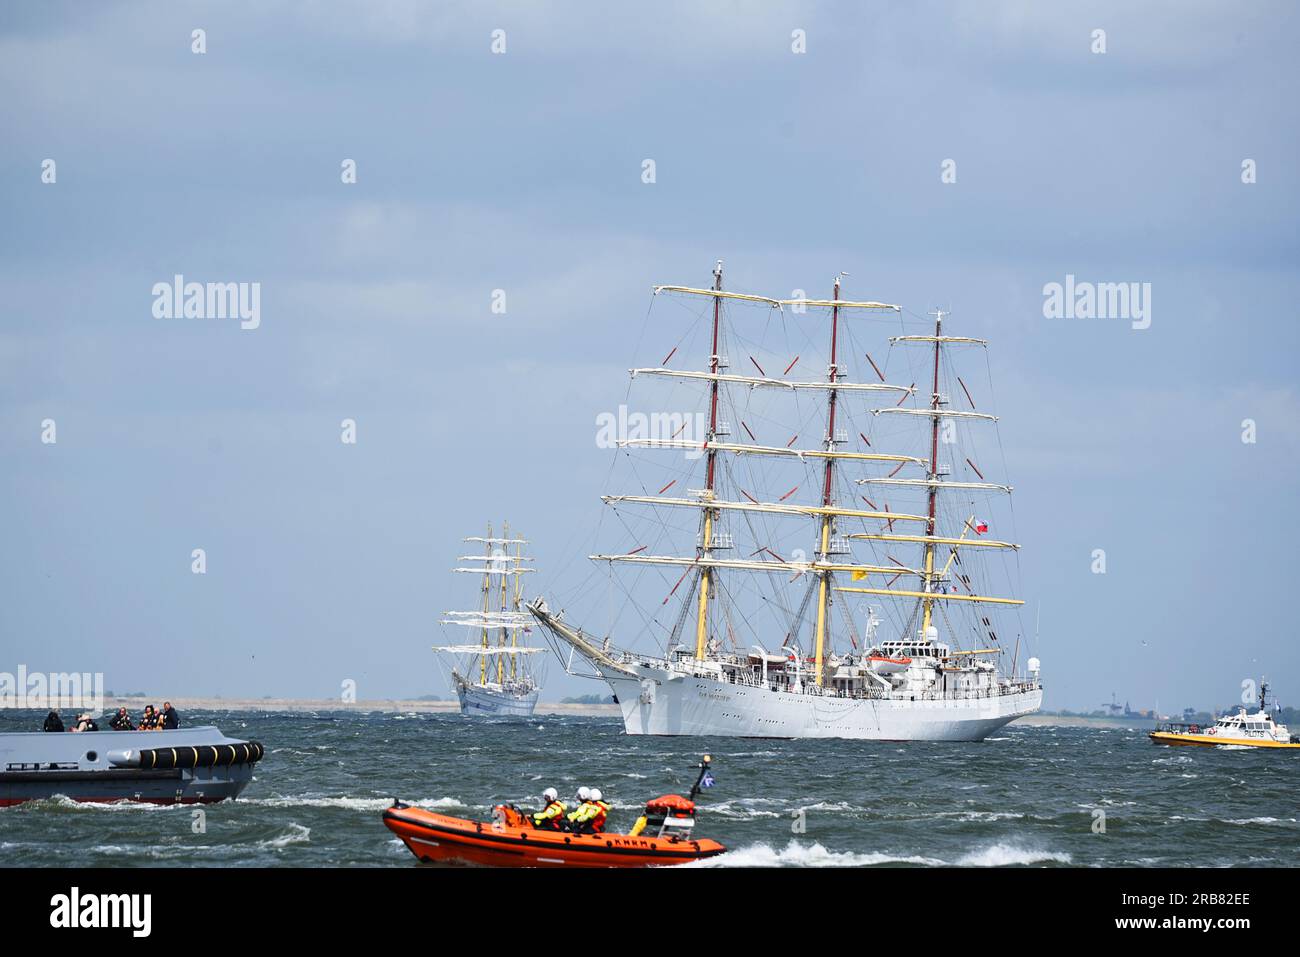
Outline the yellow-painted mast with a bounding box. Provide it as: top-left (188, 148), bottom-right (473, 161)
top-left (480, 522), bottom-right (492, 684)
top-left (920, 311), bottom-right (945, 640)
top-left (694, 261), bottom-right (724, 660)
top-left (812, 276), bottom-right (844, 686)
top-left (497, 521), bottom-right (509, 685)
top-left (511, 532), bottom-right (523, 681)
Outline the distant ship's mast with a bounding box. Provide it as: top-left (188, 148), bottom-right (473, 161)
top-left (511, 533), bottom-right (525, 681)
top-left (694, 260), bottom-right (724, 661)
top-left (437, 526), bottom-right (540, 688)
top-left (480, 521), bottom-right (493, 684)
top-left (498, 520), bottom-right (510, 684)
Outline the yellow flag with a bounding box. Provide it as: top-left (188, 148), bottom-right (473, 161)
top-left (851, 569), bottom-right (868, 581)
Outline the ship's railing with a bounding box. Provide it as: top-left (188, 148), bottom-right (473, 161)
top-left (819, 683), bottom-right (1042, 703)
top-left (1154, 721), bottom-right (1204, 733)
top-left (616, 651), bottom-right (1043, 701)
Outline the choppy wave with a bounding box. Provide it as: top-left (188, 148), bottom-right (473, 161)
top-left (694, 839), bottom-right (1069, 869)
top-left (692, 840), bottom-right (946, 868)
top-left (257, 823), bottom-right (311, 849)
top-left (704, 800), bottom-right (782, 820)
top-left (2, 712), bottom-right (1296, 868)
top-left (954, 843), bottom-right (1072, 867)
top-left (246, 795), bottom-right (465, 812)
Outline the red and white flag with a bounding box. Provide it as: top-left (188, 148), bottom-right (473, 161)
top-left (973, 519), bottom-right (988, 535)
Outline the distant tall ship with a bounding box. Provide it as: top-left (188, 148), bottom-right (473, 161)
top-left (435, 524), bottom-right (542, 717)
top-left (531, 262), bottom-right (1043, 740)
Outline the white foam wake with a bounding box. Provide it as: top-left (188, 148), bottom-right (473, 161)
top-left (954, 842), bottom-right (1072, 866)
top-left (247, 795), bottom-right (464, 812)
top-left (688, 840), bottom-right (946, 868)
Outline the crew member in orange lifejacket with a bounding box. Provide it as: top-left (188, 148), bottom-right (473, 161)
top-left (566, 787), bottom-right (611, 833)
top-left (531, 787), bottom-right (567, 830)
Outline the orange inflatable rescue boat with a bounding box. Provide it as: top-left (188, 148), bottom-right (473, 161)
top-left (384, 756), bottom-right (727, 867)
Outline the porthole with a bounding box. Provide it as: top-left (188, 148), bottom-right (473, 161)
top-left (85, 751), bottom-right (98, 762)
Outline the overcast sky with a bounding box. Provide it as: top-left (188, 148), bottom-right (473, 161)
top-left (2, 1), bottom-right (1296, 712)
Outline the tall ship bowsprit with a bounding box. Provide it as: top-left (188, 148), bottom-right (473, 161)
top-left (530, 262), bottom-right (1043, 740)
top-left (435, 524), bottom-right (545, 717)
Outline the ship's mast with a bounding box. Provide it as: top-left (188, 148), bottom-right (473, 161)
top-left (498, 521), bottom-right (510, 685)
top-left (600, 275), bottom-right (1015, 665)
top-left (920, 310), bottom-right (945, 640)
top-left (438, 529), bottom-right (539, 687)
top-left (512, 534), bottom-right (523, 681)
top-left (480, 521), bottom-right (492, 684)
top-left (693, 260), bottom-right (724, 661)
top-left (812, 275), bottom-right (844, 687)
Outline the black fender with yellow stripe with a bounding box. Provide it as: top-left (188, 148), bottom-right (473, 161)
top-left (110, 741), bottom-right (265, 770)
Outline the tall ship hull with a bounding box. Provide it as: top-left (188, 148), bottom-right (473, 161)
top-left (453, 675), bottom-right (540, 718)
top-left (530, 263), bottom-right (1044, 743)
top-left (597, 661), bottom-right (1040, 740)
top-left (530, 602), bottom-right (1041, 741)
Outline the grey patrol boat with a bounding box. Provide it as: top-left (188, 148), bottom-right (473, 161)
top-left (0, 724), bottom-right (264, 807)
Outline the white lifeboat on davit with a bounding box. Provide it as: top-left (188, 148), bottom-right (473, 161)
top-left (868, 655), bottom-right (912, 674)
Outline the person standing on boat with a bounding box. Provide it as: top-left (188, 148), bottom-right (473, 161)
top-left (530, 787), bottom-right (568, 830)
top-left (160, 701), bottom-right (179, 729)
top-left (42, 710), bottom-right (64, 732)
top-left (109, 707), bottom-right (134, 730)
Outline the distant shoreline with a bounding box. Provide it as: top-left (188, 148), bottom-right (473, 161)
top-left (80, 698), bottom-right (1156, 729)
top-left (1015, 713), bottom-right (1156, 730)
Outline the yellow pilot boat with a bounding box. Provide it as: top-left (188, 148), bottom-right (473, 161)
top-left (1150, 683), bottom-right (1300, 749)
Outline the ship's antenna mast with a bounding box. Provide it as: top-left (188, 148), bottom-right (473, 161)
top-left (920, 309), bottom-right (945, 641)
top-left (812, 273), bottom-right (846, 687)
top-left (693, 260), bottom-right (724, 661)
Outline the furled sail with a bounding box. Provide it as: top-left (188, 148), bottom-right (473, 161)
top-left (631, 367), bottom-right (912, 395)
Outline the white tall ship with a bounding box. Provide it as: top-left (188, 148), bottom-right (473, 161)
top-left (531, 263), bottom-right (1042, 740)
top-left (435, 524), bottom-right (543, 717)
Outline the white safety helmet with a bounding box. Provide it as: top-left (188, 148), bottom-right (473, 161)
top-left (542, 787), bottom-right (558, 802)
top-left (576, 786), bottom-right (591, 801)
top-left (589, 788), bottom-right (603, 802)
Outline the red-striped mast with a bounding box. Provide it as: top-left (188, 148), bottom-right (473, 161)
top-left (812, 274), bottom-right (844, 685)
top-left (693, 261), bottom-right (724, 660)
top-left (920, 309), bottom-right (945, 640)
